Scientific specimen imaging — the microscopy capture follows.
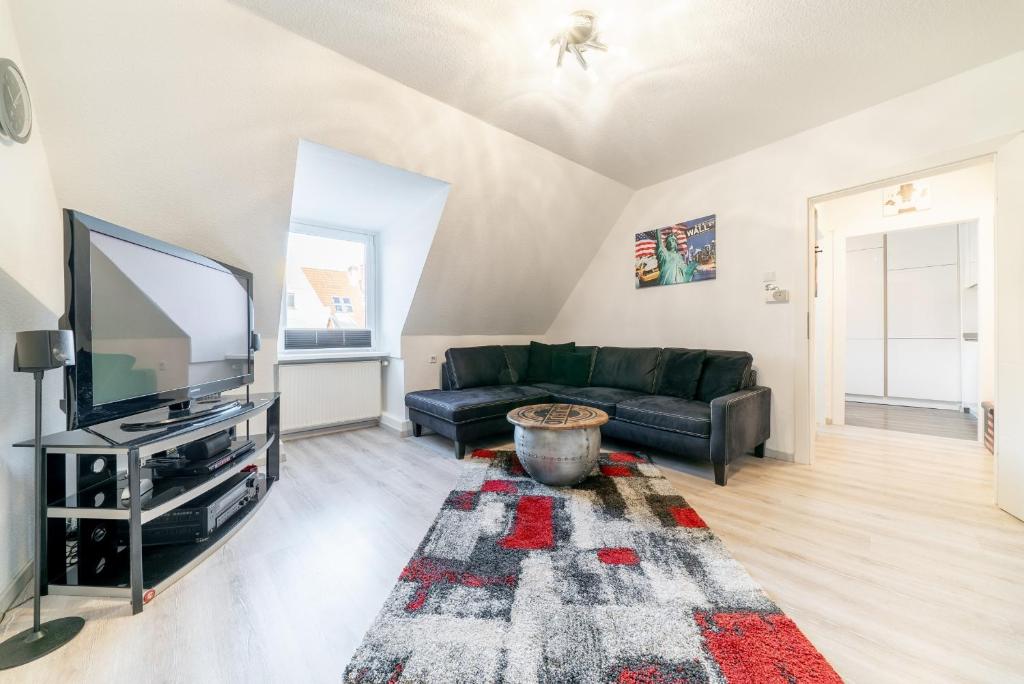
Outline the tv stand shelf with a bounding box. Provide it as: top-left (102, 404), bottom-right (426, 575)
top-left (15, 392), bottom-right (281, 614)
top-left (44, 434), bottom-right (276, 524)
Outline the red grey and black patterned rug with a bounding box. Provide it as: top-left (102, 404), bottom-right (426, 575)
top-left (344, 449), bottom-right (842, 683)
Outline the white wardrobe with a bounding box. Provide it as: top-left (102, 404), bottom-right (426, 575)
top-left (845, 222), bottom-right (976, 408)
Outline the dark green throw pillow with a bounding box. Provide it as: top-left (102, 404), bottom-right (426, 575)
top-left (550, 351), bottom-right (592, 387)
top-left (655, 349), bottom-right (707, 399)
top-left (525, 341), bottom-right (575, 383)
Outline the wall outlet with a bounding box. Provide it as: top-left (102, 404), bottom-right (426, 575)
top-left (428, 354), bottom-right (438, 364)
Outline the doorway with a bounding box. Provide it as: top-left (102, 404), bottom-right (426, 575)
top-left (812, 161), bottom-right (994, 443)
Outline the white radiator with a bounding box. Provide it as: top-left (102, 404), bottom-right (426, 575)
top-left (276, 360), bottom-right (382, 433)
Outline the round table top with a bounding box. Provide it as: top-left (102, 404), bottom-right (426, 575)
top-left (507, 403), bottom-right (609, 430)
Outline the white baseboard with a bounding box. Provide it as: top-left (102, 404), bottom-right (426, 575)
top-left (379, 412), bottom-right (413, 437)
top-left (281, 418), bottom-right (379, 440)
top-left (0, 561), bottom-right (33, 617)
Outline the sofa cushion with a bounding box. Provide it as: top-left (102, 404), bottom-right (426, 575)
top-left (530, 383), bottom-right (646, 417)
top-left (445, 346), bottom-right (510, 389)
top-left (406, 385), bottom-right (551, 424)
top-left (500, 345), bottom-right (530, 384)
top-left (695, 351), bottom-right (753, 403)
top-left (615, 395), bottom-right (712, 438)
top-left (524, 341), bottom-right (575, 383)
top-left (655, 348), bottom-right (707, 399)
top-left (549, 350), bottom-right (593, 387)
top-left (589, 347), bottom-right (662, 393)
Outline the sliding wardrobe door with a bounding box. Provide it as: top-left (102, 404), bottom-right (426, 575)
top-left (845, 234), bottom-right (885, 398)
top-left (885, 224), bottom-right (961, 403)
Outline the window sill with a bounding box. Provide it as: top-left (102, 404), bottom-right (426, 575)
top-left (277, 351), bottom-right (391, 365)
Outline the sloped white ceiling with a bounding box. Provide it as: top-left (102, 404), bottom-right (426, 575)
top-left (290, 140), bottom-right (450, 230)
top-left (9, 0), bottom-right (630, 341)
top-left (233, 0), bottom-right (1024, 188)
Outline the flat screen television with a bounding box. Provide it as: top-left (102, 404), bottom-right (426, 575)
top-left (61, 210), bottom-right (254, 430)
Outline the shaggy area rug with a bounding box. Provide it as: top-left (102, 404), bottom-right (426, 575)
top-left (344, 449), bottom-right (841, 683)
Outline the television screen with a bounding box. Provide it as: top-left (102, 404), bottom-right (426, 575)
top-left (63, 211), bottom-right (254, 429)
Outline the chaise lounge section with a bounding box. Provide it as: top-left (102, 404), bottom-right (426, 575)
top-left (405, 344), bottom-right (770, 485)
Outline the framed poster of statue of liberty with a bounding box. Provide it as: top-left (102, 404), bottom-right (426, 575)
top-left (634, 214), bottom-right (716, 288)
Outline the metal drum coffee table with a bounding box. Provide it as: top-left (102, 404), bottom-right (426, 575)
top-left (507, 403), bottom-right (609, 486)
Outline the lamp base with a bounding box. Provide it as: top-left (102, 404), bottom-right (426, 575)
top-left (0, 617), bottom-right (85, 670)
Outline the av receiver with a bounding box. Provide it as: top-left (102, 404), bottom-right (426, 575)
top-left (142, 472), bottom-right (259, 546)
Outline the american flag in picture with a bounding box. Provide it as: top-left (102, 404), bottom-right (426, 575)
top-left (635, 230), bottom-right (657, 259)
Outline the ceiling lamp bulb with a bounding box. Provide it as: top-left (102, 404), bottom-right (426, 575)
top-left (551, 10), bottom-right (607, 71)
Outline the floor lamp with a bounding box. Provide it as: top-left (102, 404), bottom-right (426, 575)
top-left (0, 330), bottom-right (85, 669)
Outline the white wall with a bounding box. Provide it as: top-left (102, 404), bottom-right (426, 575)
top-left (381, 188), bottom-right (451, 428)
top-left (0, 0), bottom-right (64, 608)
top-left (813, 222), bottom-right (834, 424)
top-left (996, 134), bottom-right (1024, 521)
top-left (547, 53), bottom-right (1024, 460)
top-left (816, 162), bottom-right (995, 428)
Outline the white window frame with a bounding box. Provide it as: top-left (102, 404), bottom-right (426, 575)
top-left (280, 220), bottom-right (379, 356)
top-left (331, 295), bottom-right (354, 313)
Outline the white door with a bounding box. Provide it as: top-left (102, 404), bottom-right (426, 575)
top-left (996, 134), bottom-right (1024, 521)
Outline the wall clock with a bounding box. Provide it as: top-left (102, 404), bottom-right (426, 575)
top-left (0, 58), bottom-right (32, 144)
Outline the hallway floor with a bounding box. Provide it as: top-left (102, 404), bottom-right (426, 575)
top-left (845, 400), bottom-right (979, 441)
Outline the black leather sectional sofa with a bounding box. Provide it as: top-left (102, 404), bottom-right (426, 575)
top-left (405, 344), bottom-right (771, 486)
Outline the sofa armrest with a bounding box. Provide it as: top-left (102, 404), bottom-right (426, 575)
top-left (710, 386), bottom-right (771, 471)
top-left (440, 362), bottom-right (453, 390)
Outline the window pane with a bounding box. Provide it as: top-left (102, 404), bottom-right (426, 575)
top-left (284, 231), bottom-right (370, 349)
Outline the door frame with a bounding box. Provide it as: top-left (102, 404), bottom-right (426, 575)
top-left (802, 153), bottom-right (994, 462)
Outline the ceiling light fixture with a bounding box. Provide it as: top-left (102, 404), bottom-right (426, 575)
top-left (551, 10), bottom-right (606, 71)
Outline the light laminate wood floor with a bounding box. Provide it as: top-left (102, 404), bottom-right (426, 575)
top-left (1, 426), bottom-right (1021, 683)
top-left (845, 400), bottom-right (979, 441)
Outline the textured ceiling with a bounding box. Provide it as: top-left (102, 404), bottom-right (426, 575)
top-left (233, 0), bottom-right (1024, 188)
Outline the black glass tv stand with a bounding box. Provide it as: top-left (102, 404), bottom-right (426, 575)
top-left (120, 399), bottom-right (242, 432)
top-left (14, 393), bottom-right (281, 615)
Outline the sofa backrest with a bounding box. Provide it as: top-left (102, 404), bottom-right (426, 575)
top-left (440, 344), bottom-right (757, 397)
top-left (444, 346), bottom-right (510, 389)
top-left (589, 347), bottom-right (661, 393)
